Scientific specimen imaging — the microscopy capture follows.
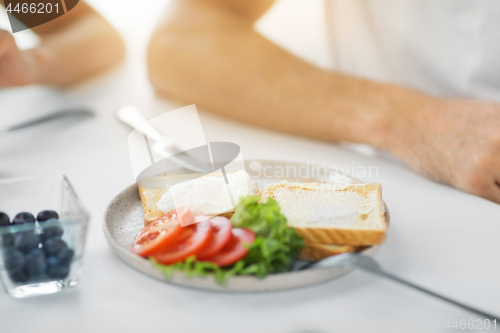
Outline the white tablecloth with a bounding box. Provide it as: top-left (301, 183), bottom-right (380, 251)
top-left (1, 1), bottom-right (499, 332)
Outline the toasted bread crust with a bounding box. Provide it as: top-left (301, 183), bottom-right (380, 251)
top-left (138, 173), bottom-right (203, 225)
top-left (299, 242), bottom-right (356, 261)
top-left (139, 187), bottom-right (235, 225)
top-left (294, 227), bottom-right (386, 246)
top-left (261, 182), bottom-right (382, 201)
top-left (138, 187), bottom-right (167, 226)
top-left (262, 181), bottom-right (387, 246)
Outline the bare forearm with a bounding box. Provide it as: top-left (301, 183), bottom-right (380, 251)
top-left (148, 0), bottom-right (500, 205)
top-left (28, 10), bottom-right (124, 85)
top-left (148, 4), bottom-right (426, 148)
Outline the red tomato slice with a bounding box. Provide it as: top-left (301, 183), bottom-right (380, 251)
top-left (152, 220), bottom-right (212, 264)
top-left (131, 212), bottom-right (183, 257)
top-left (196, 216), bottom-right (232, 260)
top-left (206, 228), bottom-right (255, 267)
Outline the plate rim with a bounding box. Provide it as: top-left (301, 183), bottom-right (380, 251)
top-left (102, 159), bottom-right (390, 292)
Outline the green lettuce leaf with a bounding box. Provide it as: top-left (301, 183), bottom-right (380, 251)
top-left (151, 195), bottom-right (305, 284)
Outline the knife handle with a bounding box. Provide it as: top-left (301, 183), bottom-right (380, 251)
top-left (117, 106), bottom-right (173, 147)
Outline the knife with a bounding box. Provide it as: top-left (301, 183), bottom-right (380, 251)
top-left (0, 108), bottom-right (94, 135)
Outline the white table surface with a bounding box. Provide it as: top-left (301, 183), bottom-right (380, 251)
top-left (1, 1), bottom-right (500, 332)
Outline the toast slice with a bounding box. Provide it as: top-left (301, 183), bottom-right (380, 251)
top-left (138, 173), bottom-right (202, 225)
top-left (261, 181), bottom-right (387, 246)
top-left (299, 242), bottom-right (356, 261)
top-left (138, 172), bottom-right (259, 225)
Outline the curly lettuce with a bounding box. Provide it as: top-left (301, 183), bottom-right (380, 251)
top-left (151, 195), bottom-right (304, 284)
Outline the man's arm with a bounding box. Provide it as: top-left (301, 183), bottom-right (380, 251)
top-left (147, 0), bottom-right (398, 146)
top-left (148, 0), bottom-right (500, 204)
top-left (0, 1), bottom-right (125, 86)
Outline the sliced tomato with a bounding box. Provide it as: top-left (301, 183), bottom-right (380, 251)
top-left (206, 228), bottom-right (255, 267)
top-left (131, 212), bottom-right (183, 257)
top-left (196, 216), bottom-right (232, 260)
top-left (152, 220), bottom-right (212, 265)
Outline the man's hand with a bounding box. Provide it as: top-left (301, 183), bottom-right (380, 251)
top-left (0, 2), bottom-right (124, 86)
top-left (0, 29), bottom-right (39, 87)
top-left (386, 96), bottom-right (500, 203)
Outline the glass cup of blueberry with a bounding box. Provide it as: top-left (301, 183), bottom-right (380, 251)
top-left (0, 174), bottom-right (89, 298)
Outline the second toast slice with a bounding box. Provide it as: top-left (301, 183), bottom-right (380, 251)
top-left (261, 181), bottom-right (387, 246)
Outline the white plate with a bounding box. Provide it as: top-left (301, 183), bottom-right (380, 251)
top-left (103, 160), bottom-right (389, 292)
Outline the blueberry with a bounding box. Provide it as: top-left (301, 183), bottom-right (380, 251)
top-left (46, 255), bottom-right (62, 278)
top-left (0, 213), bottom-right (14, 247)
top-left (37, 210), bottom-right (59, 222)
top-left (2, 233), bottom-right (14, 247)
top-left (2, 247), bottom-right (25, 274)
top-left (39, 219), bottom-right (64, 242)
top-left (56, 248), bottom-right (74, 265)
top-left (9, 270), bottom-right (28, 283)
top-left (46, 255), bottom-right (61, 267)
top-left (14, 232), bottom-right (40, 253)
top-left (42, 237), bottom-right (67, 256)
top-left (0, 212), bottom-right (10, 226)
top-left (25, 249), bottom-right (46, 280)
top-left (47, 263), bottom-right (70, 279)
top-left (12, 212), bottom-right (35, 225)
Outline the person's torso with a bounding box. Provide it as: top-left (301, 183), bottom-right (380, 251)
top-left (325, 0), bottom-right (500, 100)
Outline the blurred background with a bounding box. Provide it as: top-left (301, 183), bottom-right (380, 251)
top-left (0, 0), bottom-right (382, 178)
top-left (0, 0), bottom-right (332, 84)
top-left (0, 0), bottom-right (333, 136)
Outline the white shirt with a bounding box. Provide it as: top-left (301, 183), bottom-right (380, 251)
top-left (325, 0), bottom-right (500, 101)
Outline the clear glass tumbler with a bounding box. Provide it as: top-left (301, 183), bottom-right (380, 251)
top-left (0, 174), bottom-right (89, 298)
